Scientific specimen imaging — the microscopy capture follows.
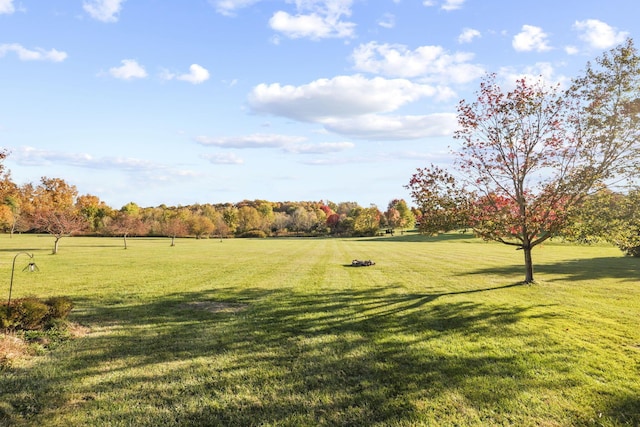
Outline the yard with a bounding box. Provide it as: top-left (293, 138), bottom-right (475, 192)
top-left (1, 233), bottom-right (639, 426)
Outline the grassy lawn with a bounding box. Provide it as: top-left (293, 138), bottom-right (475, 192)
top-left (1, 233), bottom-right (639, 426)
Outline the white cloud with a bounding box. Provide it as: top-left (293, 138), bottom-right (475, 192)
top-left (0, 44), bottom-right (68, 62)
top-left (377, 13), bottom-right (395, 29)
top-left (351, 42), bottom-right (484, 84)
top-left (178, 64), bottom-right (210, 84)
top-left (13, 146), bottom-right (159, 171)
top-left (573, 19), bottom-right (628, 50)
top-left (269, 11), bottom-right (355, 39)
top-left (564, 45), bottom-right (579, 55)
top-left (423, 0), bottom-right (466, 11)
top-left (458, 28), bottom-right (480, 44)
top-left (162, 64), bottom-right (211, 84)
top-left (269, 0), bottom-right (356, 40)
top-left (195, 133), bottom-right (306, 149)
top-left (196, 133), bottom-right (353, 154)
top-left (248, 74), bottom-right (441, 123)
top-left (512, 25), bottom-right (552, 52)
top-left (441, 0), bottom-right (465, 11)
top-left (211, 0), bottom-right (261, 16)
top-left (283, 141), bottom-right (355, 154)
top-left (201, 153), bottom-right (244, 165)
top-left (11, 146), bottom-right (201, 189)
top-left (323, 113), bottom-right (457, 140)
top-left (108, 59), bottom-right (147, 80)
top-left (248, 75), bottom-right (458, 140)
top-left (498, 62), bottom-right (569, 89)
top-left (83, 0), bottom-right (126, 23)
top-left (0, 0), bottom-right (14, 14)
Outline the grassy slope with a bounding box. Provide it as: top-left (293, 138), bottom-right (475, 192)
top-left (0, 234), bottom-right (639, 426)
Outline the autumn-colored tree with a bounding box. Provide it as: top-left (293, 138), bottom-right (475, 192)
top-left (0, 181), bottom-right (20, 236)
top-left (407, 166), bottom-right (471, 235)
top-left (353, 205), bottom-right (382, 236)
top-left (335, 201), bottom-right (359, 216)
top-left (161, 210), bottom-right (189, 246)
top-left (11, 183), bottom-right (36, 233)
top-left (564, 188), bottom-right (640, 257)
top-left (76, 194), bottom-right (112, 234)
top-left (255, 201), bottom-right (275, 233)
top-left (206, 209), bottom-right (229, 238)
top-left (326, 213), bottom-right (340, 232)
top-left (319, 204), bottom-right (334, 218)
top-left (385, 199), bottom-right (415, 232)
top-left (569, 38), bottom-right (640, 184)
top-left (222, 206), bottom-right (238, 235)
top-left (0, 150), bottom-right (20, 236)
top-left (271, 211), bottom-right (290, 236)
top-left (0, 196), bottom-right (17, 235)
top-left (236, 205), bottom-right (262, 235)
top-left (106, 206), bottom-right (150, 249)
top-left (609, 189), bottom-right (640, 257)
top-left (289, 207), bottom-right (319, 235)
top-left (408, 40), bottom-right (640, 283)
top-left (188, 213), bottom-right (215, 239)
top-left (31, 177), bottom-right (86, 254)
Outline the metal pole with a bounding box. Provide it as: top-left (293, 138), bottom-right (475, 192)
top-left (7, 252), bottom-right (34, 308)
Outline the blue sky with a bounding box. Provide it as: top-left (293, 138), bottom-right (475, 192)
top-left (0, 0), bottom-right (636, 209)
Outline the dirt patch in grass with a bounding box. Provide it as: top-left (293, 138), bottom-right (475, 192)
top-left (67, 323), bottom-right (91, 339)
top-left (1, 323), bottom-right (90, 368)
top-left (181, 301), bottom-right (249, 314)
top-left (0, 334), bottom-right (29, 367)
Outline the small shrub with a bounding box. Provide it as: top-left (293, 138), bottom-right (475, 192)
top-left (0, 306), bottom-right (12, 330)
top-left (46, 296), bottom-right (74, 320)
top-left (14, 298), bottom-right (49, 330)
top-left (1, 296), bottom-right (74, 332)
top-left (624, 245), bottom-right (640, 257)
top-left (238, 230), bottom-right (267, 238)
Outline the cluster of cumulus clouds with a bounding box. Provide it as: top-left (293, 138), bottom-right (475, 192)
top-left (104, 60), bottom-right (211, 84)
top-left (0, 0), bottom-right (211, 84)
top-left (1, 0), bottom-right (633, 164)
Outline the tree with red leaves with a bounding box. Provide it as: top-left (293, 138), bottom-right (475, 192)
top-left (106, 207), bottom-right (150, 249)
top-left (408, 40), bottom-right (640, 283)
top-left (30, 177), bottom-right (87, 254)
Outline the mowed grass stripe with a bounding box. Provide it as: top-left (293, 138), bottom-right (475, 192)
top-left (0, 234), bottom-right (638, 426)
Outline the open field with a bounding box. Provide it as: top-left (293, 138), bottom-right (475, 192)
top-left (1, 233), bottom-right (639, 426)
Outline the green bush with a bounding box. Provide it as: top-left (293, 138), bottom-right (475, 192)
top-left (238, 229), bottom-right (267, 238)
top-left (0, 306), bottom-right (13, 330)
top-left (1, 296), bottom-right (74, 332)
top-left (14, 298), bottom-right (49, 330)
top-left (45, 296), bottom-right (74, 320)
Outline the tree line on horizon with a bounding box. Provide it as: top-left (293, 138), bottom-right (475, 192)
top-left (0, 159), bottom-right (416, 252)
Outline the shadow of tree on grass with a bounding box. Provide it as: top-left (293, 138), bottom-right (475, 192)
top-left (461, 256), bottom-right (639, 283)
top-left (1, 283), bottom-right (637, 426)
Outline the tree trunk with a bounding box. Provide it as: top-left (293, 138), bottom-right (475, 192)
top-left (170, 236), bottom-right (176, 246)
top-left (123, 234), bottom-right (128, 250)
top-left (53, 236), bottom-right (61, 255)
top-left (523, 245), bottom-right (534, 283)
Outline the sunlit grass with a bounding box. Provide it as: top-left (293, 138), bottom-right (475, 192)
top-left (1, 233), bottom-right (639, 426)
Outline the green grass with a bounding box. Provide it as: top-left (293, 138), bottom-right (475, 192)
top-left (1, 233), bottom-right (639, 426)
